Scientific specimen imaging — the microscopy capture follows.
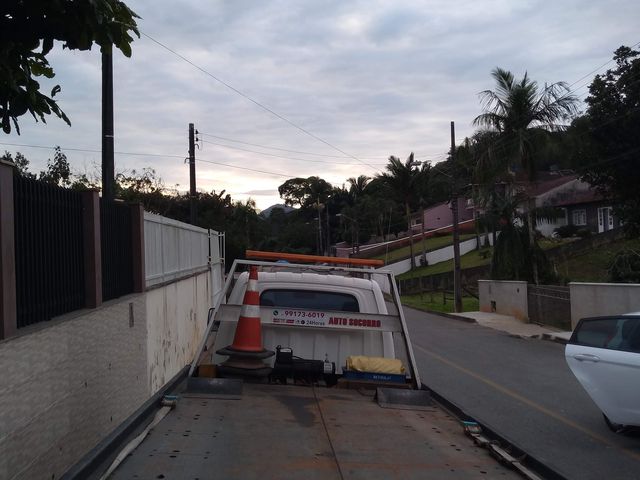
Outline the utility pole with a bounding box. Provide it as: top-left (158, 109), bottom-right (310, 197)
top-left (317, 197), bottom-right (323, 256)
top-left (450, 121), bottom-right (463, 313)
top-left (326, 205), bottom-right (331, 256)
top-left (189, 123), bottom-right (196, 225)
top-left (101, 50), bottom-right (114, 201)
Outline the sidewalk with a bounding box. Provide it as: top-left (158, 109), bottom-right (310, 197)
top-left (451, 311), bottom-right (572, 344)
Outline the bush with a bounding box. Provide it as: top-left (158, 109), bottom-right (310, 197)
top-left (554, 224), bottom-right (579, 238)
top-left (576, 228), bottom-right (592, 238)
top-left (609, 249), bottom-right (640, 283)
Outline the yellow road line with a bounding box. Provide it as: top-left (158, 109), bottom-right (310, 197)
top-left (413, 343), bottom-right (640, 463)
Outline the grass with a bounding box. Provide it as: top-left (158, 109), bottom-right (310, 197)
top-left (401, 293), bottom-right (479, 313)
top-left (555, 237), bottom-right (640, 283)
top-left (371, 233), bottom-right (475, 263)
top-left (397, 248), bottom-right (493, 280)
top-left (396, 236), bottom-right (576, 281)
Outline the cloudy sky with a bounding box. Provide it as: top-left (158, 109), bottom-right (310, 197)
top-left (3, 0), bottom-right (639, 209)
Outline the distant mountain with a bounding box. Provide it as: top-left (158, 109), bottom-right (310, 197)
top-left (260, 203), bottom-right (295, 218)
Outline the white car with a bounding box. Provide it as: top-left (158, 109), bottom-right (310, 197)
top-left (565, 313), bottom-right (640, 433)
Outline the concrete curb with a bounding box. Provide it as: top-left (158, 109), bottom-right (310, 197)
top-left (540, 333), bottom-right (570, 345)
top-left (427, 310), bottom-right (478, 323)
top-left (401, 305), bottom-right (477, 323)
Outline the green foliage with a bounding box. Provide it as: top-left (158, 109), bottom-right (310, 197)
top-left (0, 0), bottom-right (140, 133)
top-left (376, 153), bottom-right (427, 269)
top-left (491, 222), bottom-right (557, 283)
top-left (1, 150), bottom-right (35, 178)
top-left (278, 176), bottom-right (334, 209)
top-left (581, 46), bottom-right (640, 230)
top-left (39, 146), bottom-right (71, 186)
top-left (554, 224), bottom-right (579, 238)
top-left (401, 294), bottom-right (479, 314)
top-left (608, 249), bottom-right (640, 283)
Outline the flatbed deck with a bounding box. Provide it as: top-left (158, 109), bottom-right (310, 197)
top-left (110, 383), bottom-right (520, 479)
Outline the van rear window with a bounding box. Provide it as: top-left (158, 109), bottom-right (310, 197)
top-left (260, 289), bottom-right (359, 312)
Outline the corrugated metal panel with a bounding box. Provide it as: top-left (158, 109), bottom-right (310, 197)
top-left (144, 212), bottom-right (209, 287)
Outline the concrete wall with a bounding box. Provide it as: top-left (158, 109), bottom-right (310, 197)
top-left (0, 270), bottom-right (210, 480)
top-left (569, 282), bottom-right (640, 329)
top-left (478, 280), bottom-right (529, 321)
top-left (373, 235), bottom-right (494, 294)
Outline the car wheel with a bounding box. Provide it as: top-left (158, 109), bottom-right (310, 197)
top-left (603, 413), bottom-right (626, 433)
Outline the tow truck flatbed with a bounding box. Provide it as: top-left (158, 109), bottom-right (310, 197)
top-left (110, 383), bottom-right (520, 480)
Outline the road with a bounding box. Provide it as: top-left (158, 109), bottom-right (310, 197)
top-left (402, 306), bottom-right (640, 480)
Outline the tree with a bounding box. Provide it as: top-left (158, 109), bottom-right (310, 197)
top-left (581, 46), bottom-right (640, 232)
top-left (473, 68), bottom-right (578, 283)
top-left (1, 1), bottom-right (139, 134)
top-left (39, 146), bottom-right (71, 186)
top-left (278, 176), bottom-right (334, 209)
top-left (1, 150), bottom-right (35, 178)
top-left (377, 153), bottom-right (423, 269)
top-left (489, 191), bottom-right (558, 283)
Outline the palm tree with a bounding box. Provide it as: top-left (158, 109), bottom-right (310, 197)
top-left (473, 68), bottom-right (578, 283)
top-left (346, 175), bottom-right (371, 201)
top-left (377, 153), bottom-right (423, 269)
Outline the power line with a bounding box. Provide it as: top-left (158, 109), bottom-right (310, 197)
top-left (141, 31), bottom-right (381, 173)
top-left (200, 139), bottom-right (387, 166)
top-left (195, 157), bottom-right (290, 178)
top-left (0, 140), bottom-right (302, 179)
top-left (199, 132), bottom-right (385, 159)
top-left (0, 142), bottom-right (187, 159)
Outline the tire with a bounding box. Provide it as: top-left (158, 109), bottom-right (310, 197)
top-left (603, 413), bottom-right (626, 433)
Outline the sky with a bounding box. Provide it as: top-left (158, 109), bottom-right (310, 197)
top-left (3, 0), bottom-right (640, 210)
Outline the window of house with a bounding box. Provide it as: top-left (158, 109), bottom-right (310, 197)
top-left (572, 209), bottom-right (587, 226)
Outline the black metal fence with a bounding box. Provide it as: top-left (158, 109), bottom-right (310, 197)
top-left (101, 200), bottom-right (133, 301)
top-left (528, 285), bottom-right (571, 330)
top-left (13, 176), bottom-right (85, 328)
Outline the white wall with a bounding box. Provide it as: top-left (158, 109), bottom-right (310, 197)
top-left (144, 212), bottom-right (210, 287)
top-left (377, 236), bottom-right (489, 287)
top-left (478, 280), bottom-right (529, 321)
top-left (0, 271), bottom-right (211, 480)
top-left (569, 282), bottom-right (640, 329)
top-left (536, 214), bottom-right (567, 237)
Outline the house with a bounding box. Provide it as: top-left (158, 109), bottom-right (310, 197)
top-left (538, 181), bottom-right (621, 235)
top-left (411, 197), bottom-right (474, 232)
top-left (519, 173), bottom-right (620, 236)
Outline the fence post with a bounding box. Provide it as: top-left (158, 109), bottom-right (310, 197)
top-left (130, 203), bottom-right (145, 293)
top-left (82, 190), bottom-right (102, 308)
top-left (0, 160), bottom-right (17, 339)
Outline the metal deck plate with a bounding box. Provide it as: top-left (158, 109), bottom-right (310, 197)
top-left (184, 377), bottom-right (243, 399)
top-left (110, 384), bottom-right (521, 479)
top-left (375, 387), bottom-right (436, 411)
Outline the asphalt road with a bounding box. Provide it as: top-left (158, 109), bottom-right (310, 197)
top-left (402, 306), bottom-right (640, 480)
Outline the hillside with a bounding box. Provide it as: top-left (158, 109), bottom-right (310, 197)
top-left (397, 235), bottom-right (640, 284)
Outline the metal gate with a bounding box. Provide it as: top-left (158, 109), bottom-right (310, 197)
top-left (527, 285), bottom-right (571, 330)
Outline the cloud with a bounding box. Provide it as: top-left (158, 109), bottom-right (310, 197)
top-left (2, 0), bottom-right (639, 210)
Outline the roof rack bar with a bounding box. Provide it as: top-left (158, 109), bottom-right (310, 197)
top-left (245, 250), bottom-right (384, 267)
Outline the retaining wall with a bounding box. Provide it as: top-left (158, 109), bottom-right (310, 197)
top-left (569, 282), bottom-right (640, 329)
top-left (478, 280), bottom-right (529, 321)
top-left (0, 271), bottom-right (210, 480)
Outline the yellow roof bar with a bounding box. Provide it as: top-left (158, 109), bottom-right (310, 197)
top-left (245, 250), bottom-right (384, 267)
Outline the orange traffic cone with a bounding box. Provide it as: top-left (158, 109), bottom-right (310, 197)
top-left (229, 266), bottom-right (264, 352)
top-left (217, 266), bottom-right (274, 377)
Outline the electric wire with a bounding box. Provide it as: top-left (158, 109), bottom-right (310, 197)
top-left (200, 139), bottom-right (387, 166)
top-left (198, 133), bottom-right (389, 160)
top-left (141, 31), bottom-right (381, 173)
